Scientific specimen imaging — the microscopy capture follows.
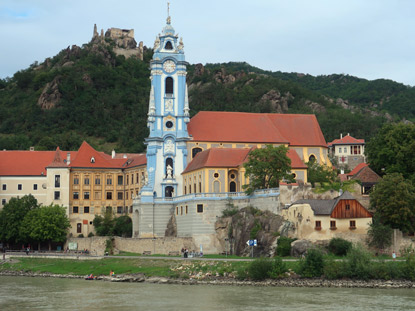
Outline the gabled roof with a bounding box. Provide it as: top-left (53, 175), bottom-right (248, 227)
top-left (350, 165), bottom-right (381, 184)
top-left (347, 163), bottom-right (368, 176)
top-left (182, 148), bottom-right (251, 174)
top-left (328, 134), bottom-right (364, 147)
top-left (291, 191), bottom-right (358, 215)
top-left (47, 147), bottom-right (68, 168)
top-left (187, 111), bottom-right (327, 147)
top-left (69, 141), bottom-right (116, 168)
top-left (0, 149), bottom-right (73, 176)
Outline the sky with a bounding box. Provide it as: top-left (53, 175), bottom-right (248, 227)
top-left (1, 0), bottom-right (414, 86)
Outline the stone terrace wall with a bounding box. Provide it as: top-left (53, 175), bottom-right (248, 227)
top-left (66, 236), bottom-right (195, 256)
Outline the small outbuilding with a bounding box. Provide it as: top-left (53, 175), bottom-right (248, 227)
top-left (283, 191), bottom-right (372, 242)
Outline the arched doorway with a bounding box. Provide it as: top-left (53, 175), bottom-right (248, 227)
top-left (229, 181), bottom-right (236, 192)
top-left (165, 186), bottom-right (174, 198)
top-left (228, 170), bottom-right (238, 192)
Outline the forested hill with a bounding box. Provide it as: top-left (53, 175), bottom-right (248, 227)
top-left (0, 38), bottom-right (413, 153)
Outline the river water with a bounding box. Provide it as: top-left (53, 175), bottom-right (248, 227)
top-left (0, 276), bottom-right (414, 311)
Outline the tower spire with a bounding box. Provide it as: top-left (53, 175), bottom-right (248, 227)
top-left (167, 2), bottom-right (171, 24)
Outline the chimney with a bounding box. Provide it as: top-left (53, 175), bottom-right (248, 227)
top-left (67, 152), bottom-right (71, 165)
top-left (340, 133), bottom-right (342, 139)
top-left (112, 150), bottom-right (116, 159)
top-left (123, 154), bottom-right (127, 159)
top-left (340, 169), bottom-right (344, 174)
top-left (30, 147), bottom-right (35, 151)
top-left (347, 133), bottom-right (350, 136)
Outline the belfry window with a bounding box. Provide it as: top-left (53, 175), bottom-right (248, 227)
top-left (165, 41), bottom-right (173, 50)
top-left (165, 77), bottom-right (173, 95)
top-left (192, 147), bottom-right (202, 159)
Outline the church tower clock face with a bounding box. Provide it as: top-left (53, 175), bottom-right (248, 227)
top-left (163, 60), bottom-right (176, 73)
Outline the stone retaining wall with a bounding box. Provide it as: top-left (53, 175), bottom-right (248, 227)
top-left (65, 236), bottom-right (196, 256)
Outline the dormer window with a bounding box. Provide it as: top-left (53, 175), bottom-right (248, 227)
top-left (91, 157), bottom-right (95, 163)
top-left (165, 41), bottom-right (173, 50)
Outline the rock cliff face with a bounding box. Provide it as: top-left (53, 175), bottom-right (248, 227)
top-left (37, 76), bottom-right (61, 109)
top-left (215, 206), bottom-right (285, 257)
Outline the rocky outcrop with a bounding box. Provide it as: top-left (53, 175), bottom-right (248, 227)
top-left (215, 207), bottom-right (285, 257)
top-left (37, 76), bottom-right (62, 110)
top-left (258, 90), bottom-right (293, 113)
top-left (194, 63), bottom-right (205, 76)
top-left (290, 239), bottom-right (312, 257)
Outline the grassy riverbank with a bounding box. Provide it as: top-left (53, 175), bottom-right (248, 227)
top-left (0, 257), bottom-right (257, 278)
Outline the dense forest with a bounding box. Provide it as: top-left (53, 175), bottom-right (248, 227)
top-left (0, 37), bottom-right (414, 153)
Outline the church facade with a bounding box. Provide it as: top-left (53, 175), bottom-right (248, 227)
top-left (131, 15), bottom-right (332, 244)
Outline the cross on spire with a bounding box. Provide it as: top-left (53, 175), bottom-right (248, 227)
top-left (167, 2), bottom-right (171, 24)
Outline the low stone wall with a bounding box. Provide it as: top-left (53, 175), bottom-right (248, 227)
top-left (65, 236), bottom-right (196, 256)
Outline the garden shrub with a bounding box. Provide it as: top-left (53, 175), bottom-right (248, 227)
top-left (276, 236), bottom-right (295, 257)
top-left (404, 254), bottom-right (415, 280)
top-left (247, 257), bottom-right (273, 280)
top-left (323, 258), bottom-right (346, 279)
top-left (344, 244), bottom-right (373, 280)
top-left (88, 232), bottom-right (94, 237)
top-left (299, 248), bottom-right (324, 278)
top-left (328, 238), bottom-right (352, 256)
top-left (269, 256), bottom-right (288, 279)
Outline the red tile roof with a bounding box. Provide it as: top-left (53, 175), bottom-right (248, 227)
top-left (347, 163), bottom-right (368, 176)
top-left (0, 149), bottom-right (73, 176)
top-left (187, 111), bottom-right (327, 147)
top-left (328, 134), bottom-right (364, 146)
top-left (0, 142), bottom-right (146, 176)
top-left (183, 147), bottom-right (307, 174)
top-left (183, 148), bottom-right (251, 174)
top-left (288, 149), bottom-right (307, 169)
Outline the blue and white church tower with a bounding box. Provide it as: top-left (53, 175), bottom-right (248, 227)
top-left (140, 13), bottom-right (190, 204)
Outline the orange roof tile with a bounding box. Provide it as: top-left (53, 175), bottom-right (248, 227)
top-left (183, 148), bottom-right (251, 174)
top-left (347, 163), bottom-right (368, 176)
top-left (288, 149), bottom-right (307, 169)
top-left (183, 147), bottom-right (306, 174)
top-left (0, 149), bottom-right (74, 176)
top-left (328, 135), bottom-right (364, 146)
top-left (187, 111), bottom-right (327, 147)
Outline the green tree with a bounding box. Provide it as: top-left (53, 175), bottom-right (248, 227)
top-left (0, 195), bottom-right (38, 244)
top-left (113, 215), bottom-right (132, 237)
top-left (366, 215), bottom-right (393, 251)
top-left (243, 145), bottom-right (294, 194)
top-left (20, 204), bottom-right (70, 250)
top-left (370, 173), bottom-right (415, 233)
top-left (93, 207), bottom-right (115, 236)
top-left (307, 161), bottom-right (337, 187)
top-left (366, 123), bottom-right (415, 182)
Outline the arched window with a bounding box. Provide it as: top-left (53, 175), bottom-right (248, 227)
top-left (309, 155), bottom-right (316, 163)
top-left (192, 147), bottom-right (203, 159)
top-left (165, 77), bottom-right (173, 94)
top-left (165, 41), bottom-right (173, 50)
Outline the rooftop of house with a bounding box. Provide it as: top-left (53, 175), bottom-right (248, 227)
top-left (291, 191), bottom-right (362, 215)
top-left (0, 141), bottom-right (146, 176)
top-left (328, 134), bottom-right (365, 147)
top-left (187, 111), bottom-right (327, 147)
